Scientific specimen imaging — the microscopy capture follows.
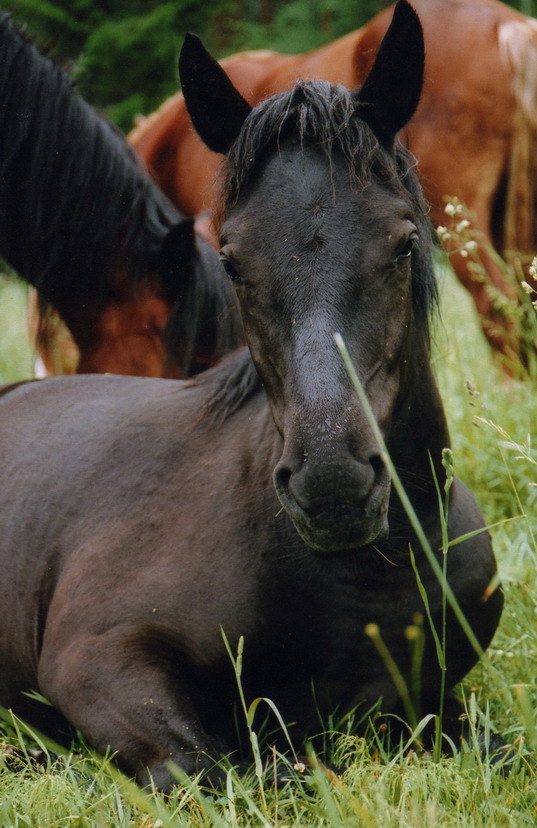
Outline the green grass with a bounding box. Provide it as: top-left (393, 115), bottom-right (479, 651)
top-left (0, 273), bottom-right (35, 383)
top-left (0, 266), bottom-right (536, 825)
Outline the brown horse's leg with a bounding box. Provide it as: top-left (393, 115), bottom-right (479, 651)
top-left (432, 183), bottom-right (520, 361)
top-left (447, 240), bottom-right (520, 361)
top-left (38, 630), bottom-right (229, 790)
top-left (499, 19), bottom-right (537, 261)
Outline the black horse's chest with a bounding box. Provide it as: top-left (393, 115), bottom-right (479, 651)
top-left (240, 552), bottom-right (423, 726)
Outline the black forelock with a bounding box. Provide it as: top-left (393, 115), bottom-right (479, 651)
top-left (220, 81), bottom-right (393, 208)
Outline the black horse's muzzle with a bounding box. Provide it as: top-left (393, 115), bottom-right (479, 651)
top-left (273, 453), bottom-right (391, 552)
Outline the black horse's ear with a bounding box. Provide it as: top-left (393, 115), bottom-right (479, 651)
top-left (158, 218), bottom-right (196, 298)
top-left (179, 32), bottom-right (252, 155)
top-left (355, 1), bottom-right (424, 147)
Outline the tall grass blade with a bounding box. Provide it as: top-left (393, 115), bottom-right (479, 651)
top-left (334, 333), bottom-right (485, 657)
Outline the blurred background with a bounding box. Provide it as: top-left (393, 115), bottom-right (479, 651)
top-left (5, 0), bottom-right (537, 133)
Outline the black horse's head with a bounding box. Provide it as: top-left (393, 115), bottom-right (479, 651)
top-left (180, 2), bottom-right (436, 553)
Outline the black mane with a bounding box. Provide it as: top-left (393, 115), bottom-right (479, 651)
top-left (218, 80), bottom-right (438, 328)
top-left (206, 347), bottom-right (262, 421)
top-left (0, 13), bottom-right (179, 311)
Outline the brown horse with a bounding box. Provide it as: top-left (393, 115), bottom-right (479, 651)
top-left (0, 13), bottom-right (243, 378)
top-left (26, 209), bottom-right (226, 377)
top-left (0, 4), bottom-right (502, 790)
top-left (131, 0), bottom-right (537, 357)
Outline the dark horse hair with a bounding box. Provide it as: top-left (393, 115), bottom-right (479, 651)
top-left (210, 80), bottom-right (439, 419)
top-left (0, 13), bottom-right (179, 310)
top-left (0, 13), bottom-right (244, 376)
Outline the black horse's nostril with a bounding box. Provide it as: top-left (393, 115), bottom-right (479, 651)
top-left (274, 461), bottom-right (315, 515)
top-left (274, 463), bottom-right (292, 495)
top-left (369, 452), bottom-right (385, 481)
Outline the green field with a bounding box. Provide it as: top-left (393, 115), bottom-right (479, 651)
top-left (0, 268), bottom-right (535, 826)
top-left (0, 274), bottom-right (35, 383)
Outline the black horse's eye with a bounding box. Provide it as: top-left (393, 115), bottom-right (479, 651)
top-left (219, 253), bottom-right (243, 284)
top-left (395, 233), bottom-right (418, 263)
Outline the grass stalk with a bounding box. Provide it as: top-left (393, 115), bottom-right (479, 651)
top-left (334, 333), bottom-right (485, 659)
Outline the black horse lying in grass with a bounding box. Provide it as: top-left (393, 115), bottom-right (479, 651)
top-left (0, 2), bottom-right (502, 790)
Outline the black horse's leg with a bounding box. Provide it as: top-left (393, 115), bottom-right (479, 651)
top-left (37, 631), bottom-right (230, 791)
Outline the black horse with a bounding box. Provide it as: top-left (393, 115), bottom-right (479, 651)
top-left (0, 3), bottom-right (502, 790)
top-left (0, 12), bottom-right (242, 377)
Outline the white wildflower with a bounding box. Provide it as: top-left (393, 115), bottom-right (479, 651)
top-left (436, 225), bottom-right (451, 241)
top-left (456, 219), bottom-right (470, 232)
top-left (444, 203), bottom-right (456, 216)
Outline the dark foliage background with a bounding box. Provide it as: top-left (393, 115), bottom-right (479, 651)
top-left (5, 0), bottom-right (537, 131)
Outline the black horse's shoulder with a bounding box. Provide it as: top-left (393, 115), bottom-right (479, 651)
top-left (0, 379), bottom-right (39, 399)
